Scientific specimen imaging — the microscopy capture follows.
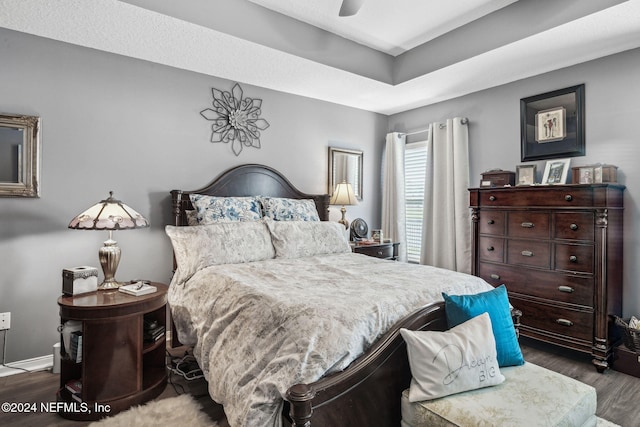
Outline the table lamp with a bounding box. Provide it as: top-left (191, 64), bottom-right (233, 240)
top-left (68, 191), bottom-right (149, 290)
top-left (330, 181), bottom-right (357, 229)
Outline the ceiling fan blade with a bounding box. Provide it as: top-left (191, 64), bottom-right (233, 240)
top-left (339, 0), bottom-right (365, 17)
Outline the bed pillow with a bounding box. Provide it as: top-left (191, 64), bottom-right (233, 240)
top-left (266, 220), bottom-right (351, 258)
top-left (400, 312), bottom-right (505, 402)
top-left (165, 221), bottom-right (275, 286)
top-left (442, 285), bottom-right (524, 367)
top-left (185, 209), bottom-right (199, 226)
top-left (259, 197), bottom-right (320, 221)
top-left (189, 194), bottom-right (262, 224)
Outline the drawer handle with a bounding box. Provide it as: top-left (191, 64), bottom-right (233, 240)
top-left (488, 219), bottom-right (495, 225)
top-left (521, 222), bottom-right (534, 228)
top-left (569, 255), bottom-right (578, 263)
top-left (490, 274), bottom-right (500, 280)
top-left (521, 250), bottom-right (534, 257)
top-left (565, 195), bottom-right (573, 202)
top-left (487, 246), bottom-right (495, 252)
top-left (489, 195), bottom-right (496, 201)
top-left (558, 285), bottom-right (575, 293)
top-left (570, 223), bottom-right (578, 231)
top-left (556, 318), bottom-right (574, 327)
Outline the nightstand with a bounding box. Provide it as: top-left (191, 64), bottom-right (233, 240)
top-left (352, 242), bottom-right (399, 260)
top-left (57, 282), bottom-right (168, 421)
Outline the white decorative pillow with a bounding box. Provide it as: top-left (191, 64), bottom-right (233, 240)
top-left (265, 220), bottom-right (351, 258)
top-left (400, 312), bottom-right (505, 402)
top-left (259, 197), bottom-right (320, 221)
top-left (189, 194), bottom-right (262, 224)
top-left (165, 221), bottom-right (275, 286)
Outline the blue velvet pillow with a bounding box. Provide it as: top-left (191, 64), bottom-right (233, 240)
top-left (442, 285), bottom-right (524, 367)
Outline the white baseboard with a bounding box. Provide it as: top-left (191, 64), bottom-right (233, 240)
top-left (0, 355), bottom-right (53, 377)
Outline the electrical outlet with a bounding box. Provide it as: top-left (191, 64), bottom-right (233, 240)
top-left (0, 312), bottom-right (10, 330)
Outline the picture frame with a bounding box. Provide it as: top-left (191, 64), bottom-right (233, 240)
top-left (520, 84), bottom-right (585, 161)
top-left (516, 164), bottom-right (537, 186)
top-left (578, 166), bottom-right (594, 184)
top-left (542, 159), bottom-right (571, 185)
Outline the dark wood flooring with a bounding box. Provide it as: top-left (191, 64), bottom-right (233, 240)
top-left (0, 340), bottom-right (638, 426)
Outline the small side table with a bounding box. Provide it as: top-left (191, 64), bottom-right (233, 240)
top-left (352, 242), bottom-right (399, 260)
top-left (57, 282), bottom-right (168, 421)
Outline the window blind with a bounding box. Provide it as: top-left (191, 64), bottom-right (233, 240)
top-left (404, 141), bottom-right (427, 263)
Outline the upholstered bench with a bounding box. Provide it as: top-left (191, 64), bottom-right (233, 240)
top-left (400, 361), bottom-right (597, 427)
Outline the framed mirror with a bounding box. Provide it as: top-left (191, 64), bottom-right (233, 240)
top-left (329, 147), bottom-right (363, 200)
top-left (0, 114), bottom-right (41, 197)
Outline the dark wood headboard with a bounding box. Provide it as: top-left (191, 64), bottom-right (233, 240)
top-left (170, 164), bottom-right (330, 226)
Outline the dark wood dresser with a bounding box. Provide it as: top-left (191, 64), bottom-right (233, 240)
top-left (469, 184), bottom-right (624, 371)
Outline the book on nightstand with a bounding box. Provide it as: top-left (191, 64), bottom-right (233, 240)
top-left (119, 282), bottom-right (157, 296)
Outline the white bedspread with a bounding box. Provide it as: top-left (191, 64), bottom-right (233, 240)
top-left (168, 253), bottom-right (494, 427)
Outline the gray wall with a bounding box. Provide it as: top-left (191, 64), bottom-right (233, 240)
top-left (2, 25), bottom-right (639, 363)
top-left (0, 28), bottom-right (387, 362)
top-left (389, 47), bottom-right (640, 318)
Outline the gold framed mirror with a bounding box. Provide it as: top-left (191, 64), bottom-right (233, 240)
top-left (328, 147), bottom-right (363, 201)
top-left (0, 114), bottom-right (41, 197)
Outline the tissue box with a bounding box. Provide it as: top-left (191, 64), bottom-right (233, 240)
top-left (62, 266), bottom-right (98, 296)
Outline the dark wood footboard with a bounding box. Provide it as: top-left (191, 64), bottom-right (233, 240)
top-left (285, 302), bottom-right (447, 427)
top-left (285, 303), bottom-right (523, 427)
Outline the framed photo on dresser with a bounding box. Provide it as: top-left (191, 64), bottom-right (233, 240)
top-left (541, 159), bottom-right (571, 185)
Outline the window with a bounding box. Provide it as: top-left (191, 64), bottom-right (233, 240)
top-left (404, 141), bottom-right (427, 263)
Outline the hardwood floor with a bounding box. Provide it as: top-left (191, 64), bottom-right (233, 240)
top-left (0, 340), bottom-right (638, 426)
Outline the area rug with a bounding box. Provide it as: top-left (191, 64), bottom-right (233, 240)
top-left (88, 394), bottom-right (216, 427)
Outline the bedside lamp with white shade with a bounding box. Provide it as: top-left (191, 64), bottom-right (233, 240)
top-left (330, 181), bottom-right (357, 229)
top-left (68, 191), bottom-right (149, 290)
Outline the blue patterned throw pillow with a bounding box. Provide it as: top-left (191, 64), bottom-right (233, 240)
top-left (259, 197), bottom-right (320, 221)
top-left (442, 285), bottom-right (524, 367)
top-left (189, 195), bottom-right (262, 224)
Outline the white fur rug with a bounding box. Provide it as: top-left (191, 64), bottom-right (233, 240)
top-left (85, 393), bottom-right (620, 427)
top-left (88, 394), bottom-right (216, 427)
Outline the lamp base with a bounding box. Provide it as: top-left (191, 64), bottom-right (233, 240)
top-left (98, 233), bottom-right (123, 290)
top-left (98, 279), bottom-right (125, 290)
top-left (338, 206), bottom-right (349, 229)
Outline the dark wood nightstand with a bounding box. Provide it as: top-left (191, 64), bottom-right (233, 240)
top-left (57, 282), bottom-right (168, 421)
top-left (352, 242), bottom-right (399, 260)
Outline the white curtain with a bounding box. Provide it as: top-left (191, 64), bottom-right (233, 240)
top-left (381, 132), bottom-right (407, 262)
top-left (420, 118), bottom-right (471, 273)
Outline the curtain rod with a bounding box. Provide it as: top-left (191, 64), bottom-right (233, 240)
top-left (401, 117), bottom-right (468, 136)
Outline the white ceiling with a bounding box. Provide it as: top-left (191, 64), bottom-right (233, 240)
top-left (248, 0), bottom-right (519, 56)
top-left (1, 0), bottom-right (640, 115)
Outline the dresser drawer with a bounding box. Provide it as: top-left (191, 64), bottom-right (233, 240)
top-left (478, 236), bottom-right (504, 262)
top-left (554, 212), bottom-right (594, 241)
top-left (353, 244), bottom-right (393, 259)
top-left (478, 187), bottom-right (594, 207)
top-left (479, 263), bottom-right (594, 306)
top-left (507, 240), bottom-right (551, 268)
top-left (478, 211), bottom-right (505, 236)
top-left (507, 212), bottom-right (550, 238)
top-left (510, 297), bottom-right (594, 342)
top-left (555, 243), bottom-right (594, 273)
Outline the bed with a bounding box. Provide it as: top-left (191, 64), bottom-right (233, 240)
top-left (167, 164), bottom-right (500, 427)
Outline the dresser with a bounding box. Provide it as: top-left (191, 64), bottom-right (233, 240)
top-left (469, 184), bottom-right (624, 371)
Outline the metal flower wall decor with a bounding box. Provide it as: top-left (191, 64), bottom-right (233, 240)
top-left (200, 83), bottom-right (270, 156)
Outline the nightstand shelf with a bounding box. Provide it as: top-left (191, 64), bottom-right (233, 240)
top-left (352, 242), bottom-right (399, 260)
top-left (57, 283), bottom-right (168, 421)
